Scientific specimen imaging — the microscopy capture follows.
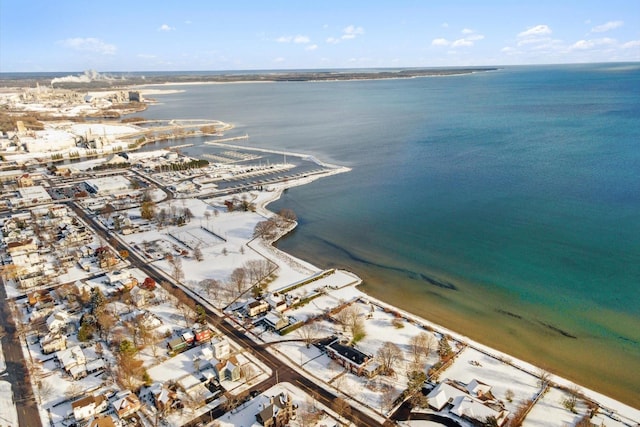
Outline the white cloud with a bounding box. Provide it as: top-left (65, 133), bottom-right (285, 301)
top-left (621, 40), bottom-right (640, 49)
top-left (325, 25), bottom-right (364, 44)
top-left (517, 36), bottom-right (552, 46)
top-left (466, 33), bottom-right (485, 41)
top-left (293, 35), bottom-right (310, 44)
top-left (451, 38), bottom-right (474, 48)
top-left (305, 44), bottom-right (318, 51)
top-left (342, 25), bottom-right (364, 40)
top-left (59, 37), bottom-right (116, 55)
top-left (591, 21), bottom-right (623, 33)
top-left (432, 29), bottom-right (484, 48)
top-left (570, 37), bottom-right (616, 50)
top-left (518, 24), bottom-right (552, 38)
top-left (277, 35), bottom-right (310, 44)
top-left (431, 38), bottom-right (450, 46)
top-left (158, 24), bottom-right (175, 32)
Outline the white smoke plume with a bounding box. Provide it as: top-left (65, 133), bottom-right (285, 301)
top-left (51, 70), bottom-right (119, 86)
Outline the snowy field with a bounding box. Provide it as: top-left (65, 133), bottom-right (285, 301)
top-left (169, 226), bottom-right (224, 249)
top-left (438, 346), bottom-right (540, 415)
top-left (523, 387), bottom-right (589, 427)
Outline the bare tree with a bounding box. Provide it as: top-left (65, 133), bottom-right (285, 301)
top-left (168, 255), bottom-right (184, 283)
top-left (332, 398), bottom-right (351, 425)
top-left (240, 364), bottom-right (256, 384)
top-left (245, 259), bottom-right (269, 284)
top-left (561, 385), bottom-right (581, 413)
top-left (377, 341), bottom-right (402, 376)
top-left (408, 332), bottom-right (435, 366)
top-left (150, 330), bottom-right (161, 359)
top-left (538, 369), bottom-right (552, 389)
top-left (380, 382), bottom-right (396, 414)
top-left (334, 304), bottom-right (365, 342)
top-left (38, 380), bottom-right (55, 401)
top-left (97, 310), bottom-right (117, 341)
top-left (230, 267), bottom-right (247, 296)
top-left (277, 208), bottom-right (297, 227)
top-left (178, 302), bottom-right (194, 327)
top-left (253, 219), bottom-right (277, 239)
top-left (297, 321), bottom-right (322, 348)
top-left (193, 245), bottom-right (203, 262)
top-left (65, 383), bottom-right (83, 401)
top-left (334, 304), bottom-right (358, 331)
top-left (204, 210), bottom-right (211, 225)
top-left (183, 207), bottom-right (194, 223)
top-left (199, 278), bottom-right (222, 307)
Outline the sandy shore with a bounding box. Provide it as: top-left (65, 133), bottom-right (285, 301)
top-left (354, 267), bottom-right (640, 409)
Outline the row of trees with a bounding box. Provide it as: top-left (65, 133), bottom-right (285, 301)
top-left (253, 208), bottom-right (297, 240)
top-left (198, 258), bottom-right (274, 308)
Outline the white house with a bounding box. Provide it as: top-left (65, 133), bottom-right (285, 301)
top-left (211, 337), bottom-right (230, 360)
top-left (40, 333), bottom-right (67, 354)
top-left (46, 309), bottom-right (71, 333)
top-left (427, 381), bottom-right (467, 411)
top-left (57, 345), bottom-right (87, 379)
top-left (112, 391), bottom-right (141, 419)
top-left (71, 394), bottom-right (108, 421)
top-left (451, 396), bottom-right (508, 425)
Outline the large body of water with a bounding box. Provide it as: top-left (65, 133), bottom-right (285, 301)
top-left (139, 63), bottom-right (640, 406)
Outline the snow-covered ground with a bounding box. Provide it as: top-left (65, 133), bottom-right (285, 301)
top-left (212, 382), bottom-right (342, 427)
top-left (0, 380), bottom-right (19, 427)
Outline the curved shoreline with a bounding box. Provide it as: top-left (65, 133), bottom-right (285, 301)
top-left (248, 161), bottom-right (639, 414)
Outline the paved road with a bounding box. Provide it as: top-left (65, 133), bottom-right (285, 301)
top-left (69, 201), bottom-right (386, 426)
top-left (0, 277), bottom-right (42, 427)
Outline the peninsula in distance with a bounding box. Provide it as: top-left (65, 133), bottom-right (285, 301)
top-left (0, 67), bottom-right (499, 89)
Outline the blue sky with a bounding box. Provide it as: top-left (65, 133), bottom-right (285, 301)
top-left (1, 0), bottom-right (639, 72)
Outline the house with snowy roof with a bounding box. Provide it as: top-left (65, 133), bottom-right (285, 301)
top-left (215, 355), bottom-right (241, 381)
top-left (45, 308), bottom-right (71, 333)
top-left (112, 391), bottom-right (141, 419)
top-left (255, 392), bottom-right (297, 427)
top-left (263, 311), bottom-right (289, 332)
top-left (57, 345), bottom-right (87, 379)
top-left (87, 415), bottom-right (118, 427)
top-left (466, 378), bottom-right (495, 401)
top-left (71, 394), bottom-right (108, 421)
top-left (426, 381), bottom-right (467, 411)
top-left (451, 396), bottom-right (509, 426)
top-left (40, 332), bottom-right (67, 354)
top-left (211, 337), bottom-right (231, 360)
top-left (148, 382), bottom-right (178, 414)
top-left (323, 338), bottom-right (377, 377)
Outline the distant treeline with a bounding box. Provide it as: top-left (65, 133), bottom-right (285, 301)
top-left (0, 68), bottom-right (498, 89)
top-left (154, 159), bottom-right (210, 171)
